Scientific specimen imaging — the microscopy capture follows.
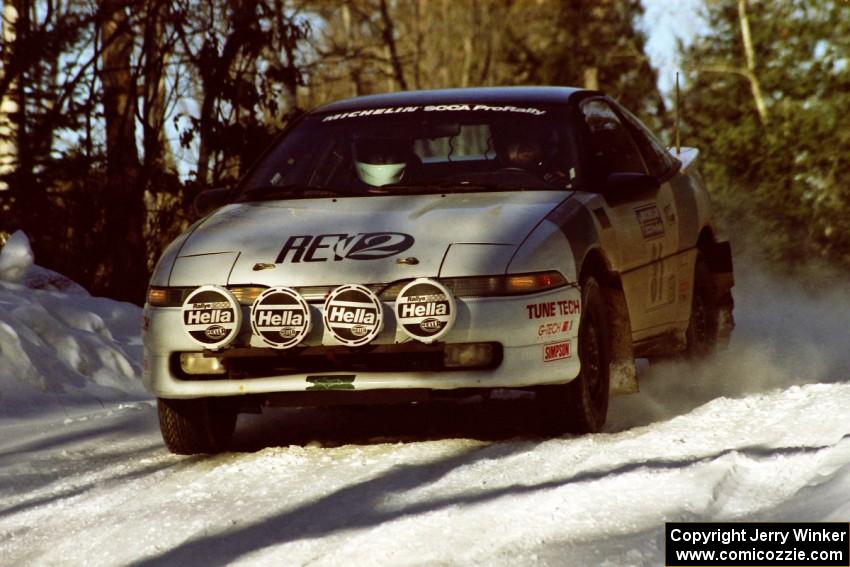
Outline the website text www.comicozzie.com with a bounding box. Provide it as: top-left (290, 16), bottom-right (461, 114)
top-left (665, 522), bottom-right (850, 566)
top-left (673, 548), bottom-right (843, 564)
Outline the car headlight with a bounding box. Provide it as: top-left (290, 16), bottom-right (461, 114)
top-left (146, 285), bottom-right (268, 307)
top-left (146, 286), bottom-right (194, 307)
top-left (146, 270), bottom-right (567, 308)
top-left (439, 271), bottom-right (568, 297)
top-left (228, 286), bottom-right (266, 305)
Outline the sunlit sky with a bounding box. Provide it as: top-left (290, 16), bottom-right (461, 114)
top-left (642, 0), bottom-right (708, 95)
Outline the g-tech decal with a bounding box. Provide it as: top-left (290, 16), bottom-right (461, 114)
top-left (634, 204), bottom-right (665, 239)
top-left (395, 278), bottom-right (456, 343)
top-left (181, 285), bottom-right (241, 350)
top-left (537, 320), bottom-right (573, 338)
top-left (323, 284), bottom-right (384, 346)
top-left (526, 300), bottom-right (580, 319)
top-left (276, 232), bottom-right (414, 263)
top-left (543, 340), bottom-right (571, 362)
top-left (250, 287), bottom-right (312, 349)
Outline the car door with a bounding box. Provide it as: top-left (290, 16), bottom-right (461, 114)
top-left (578, 97), bottom-right (681, 339)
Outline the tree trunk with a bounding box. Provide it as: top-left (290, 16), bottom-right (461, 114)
top-left (100, 0), bottom-right (146, 302)
top-left (141, 0), bottom-right (173, 175)
top-left (0, 2), bottom-right (20, 191)
top-left (737, 0), bottom-right (768, 127)
top-left (378, 0), bottom-right (407, 90)
top-left (583, 66), bottom-right (599, 90)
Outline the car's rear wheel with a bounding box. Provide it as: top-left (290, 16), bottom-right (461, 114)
top-left (539, 276), bottom-right (610, 434)
top-left (685, 256), bottom-right (719, 358)
top-left (157, 397), bottom-right (238, 455)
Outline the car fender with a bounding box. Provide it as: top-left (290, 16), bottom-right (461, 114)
top-left (149, 217), bottom-right (207, 287)
top-left (505, 219), bottom-right (579, 282)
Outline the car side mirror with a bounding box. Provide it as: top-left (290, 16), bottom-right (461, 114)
top-left (603, 172), bottom-right (659, 203)
top-left (193, 186), bottom-right (232, 217)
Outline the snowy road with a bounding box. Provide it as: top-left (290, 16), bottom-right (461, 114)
top-left (2, 380), bottom-right (850, 566)
top-left (0, 234), bottom-right (848, 566)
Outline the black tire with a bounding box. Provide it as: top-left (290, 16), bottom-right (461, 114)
top-left (685, 256), bottom-right (719, 358)
top-left (157, 397), bottom-right (238, 455)
top-left (539, 276), bottom-right (611, 434)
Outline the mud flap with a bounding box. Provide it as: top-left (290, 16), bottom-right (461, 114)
top-left (604, 285), bottom-right (639, 396)
top-left (706, 240), bottom-right (735, 348)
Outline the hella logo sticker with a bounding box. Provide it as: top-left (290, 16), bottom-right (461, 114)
top-left (205, 325), bottom-right (227, 339)
top-left (395, 278), bottom-right (456, 344)
top-left (250, 287), bottom-right (312, 350)
top-left (181, 285), bottom-right (241, 350)
top-left (323, 284), bottom-right (384, 346)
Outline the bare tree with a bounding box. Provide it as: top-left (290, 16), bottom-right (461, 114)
top-left (0, 2), bottom-right (20, 191)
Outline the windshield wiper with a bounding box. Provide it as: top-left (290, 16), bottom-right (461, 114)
top-left (238, 184), bottom-right (348, 201)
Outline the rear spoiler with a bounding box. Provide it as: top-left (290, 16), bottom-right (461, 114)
top-left (670, 146), bottom-right (699, 174)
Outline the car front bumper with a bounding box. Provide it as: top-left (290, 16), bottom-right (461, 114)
top-left (143, 286), bottom-right (582, 398)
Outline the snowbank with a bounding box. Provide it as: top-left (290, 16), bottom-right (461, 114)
top-left (0, 231), bottom-right (147, 415)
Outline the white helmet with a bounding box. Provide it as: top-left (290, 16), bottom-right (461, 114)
top-left (353, 137), bottom-right (410, 187)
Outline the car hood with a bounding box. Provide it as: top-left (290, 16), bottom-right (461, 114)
top-left (174, 191), bottom-right (571, 286)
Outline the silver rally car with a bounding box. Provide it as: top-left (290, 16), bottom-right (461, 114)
top-left (144, 87), bottom-right (734, 454)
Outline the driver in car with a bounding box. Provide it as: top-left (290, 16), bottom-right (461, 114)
top-left (352, 136), bottom-right (418, 188)
top-left (495, 129), bottom-right (571, 187)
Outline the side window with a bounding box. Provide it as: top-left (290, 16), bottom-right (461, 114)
top-left (580, 99), bottom-right (647, 176)
top-left (617, 104), bottom-right (680, 179)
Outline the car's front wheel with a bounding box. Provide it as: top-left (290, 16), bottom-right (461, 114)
top-left (157, 397), bottom-right (238, 455)
top-left (539, 276), bottom-right (611, 434)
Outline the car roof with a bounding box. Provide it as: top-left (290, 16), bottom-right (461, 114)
top-left (312, 86), bottom-right (595, 114)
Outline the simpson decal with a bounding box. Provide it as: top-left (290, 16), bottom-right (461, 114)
top-left (323, 284), bottom-right (384, 346)
top-left (181, 285), bottom-right (241, 350)
top-left (277, 232), bottom-right (414, 263)
top-left (543, 340), bottom-right (571, 362)
top-left (634, 204), bottom-right (665, 239)
top-left (395, 278), bottom-right (456, 343)
top-left (250, 287), bottom-right (312, 349)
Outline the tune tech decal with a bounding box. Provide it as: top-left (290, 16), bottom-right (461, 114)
top-left (395, 278), bottom-right (456, 343)
top-left (181, 285), bottom-right (241, 350)
top-left (323, 284), bottom-right (384, 346)
top-left (250, 287), bottom-right (312, 349)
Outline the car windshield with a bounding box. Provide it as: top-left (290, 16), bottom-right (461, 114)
top-left (238, 104), bottom-right (579, 200)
